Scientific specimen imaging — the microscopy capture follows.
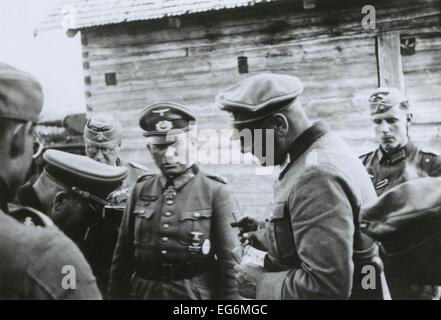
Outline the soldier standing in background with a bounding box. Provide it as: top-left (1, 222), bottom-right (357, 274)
top-left (0, 63), bottom-right (101, 299)
top-left (108, 102), bottom-right (239, 300)
top-left (360, 87), bottom-right (441, 300)
top-left (217, 74), bottom-right (384, 300)
top-left (84, 115), bottom-right (149, 187)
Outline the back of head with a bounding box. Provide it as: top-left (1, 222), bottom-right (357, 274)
top-left (0, 63), bottom-right (43, 202)
top-left (0, 63), bottom-right (43, 124)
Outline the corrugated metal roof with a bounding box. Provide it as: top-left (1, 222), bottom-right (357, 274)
top-left (36, 0), bottom-right (284, 34)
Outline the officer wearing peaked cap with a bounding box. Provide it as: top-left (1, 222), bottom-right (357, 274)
top-left (18, 149), bottom-right (128, 296)
top-left (217, 73), bottom-right (384, 300)
top-left (108, 102), bottom-right (240, 300)
top-left (359, 87), bottom-right (441, 300)
top-left (0, 63), bottom-right (101, 299)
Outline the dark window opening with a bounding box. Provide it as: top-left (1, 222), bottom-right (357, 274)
top-left (238, 56), bottom-right (249, 74)
top-left (105, 72), bottom-right (117, 86)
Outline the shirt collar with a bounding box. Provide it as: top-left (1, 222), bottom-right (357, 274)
top-left (159, 165), bottom-right (197, 190)
top-left (379, 140), bottom-right (416, 165)
top-left (279, 121), bottom-right (329, 179)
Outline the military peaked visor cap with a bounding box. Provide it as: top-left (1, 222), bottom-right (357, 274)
top-left (43, 149), bottom-right (128, 204)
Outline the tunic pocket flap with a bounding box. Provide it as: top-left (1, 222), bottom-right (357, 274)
top-left (180, 209), bottom-right (212, 220)
top-left (133, 207), bottom-right (155, 219)
top-left (270, 202), bottom-right (285, 220)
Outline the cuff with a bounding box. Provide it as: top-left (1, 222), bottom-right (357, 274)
top-left (256, 270), bottom-right (289, 300)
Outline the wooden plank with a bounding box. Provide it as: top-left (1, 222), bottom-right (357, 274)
top-left (377, 31), bottom-right (405, 91)
top-left (81, 0), bottom-right (441, 216)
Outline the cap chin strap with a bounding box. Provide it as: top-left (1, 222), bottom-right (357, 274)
top-left (45, 171), bottom-right (109, 206)
top-left (71, 187), bottom-right (108, 206)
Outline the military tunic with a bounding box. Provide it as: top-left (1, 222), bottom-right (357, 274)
top-left (360, 140), bottom-right (441, 196)
top-left (108, 165), bottom-right (240, 300)
top-left (253, 122), bottom-right (382, 300)
top-left (360, 140), bottom-right (441, 300)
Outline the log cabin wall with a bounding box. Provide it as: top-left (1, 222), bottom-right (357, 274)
top-left (79, 0), bottom-right (441, 217)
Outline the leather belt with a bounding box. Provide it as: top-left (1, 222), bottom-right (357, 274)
top-left (136, 259), bottom-right (213, 281)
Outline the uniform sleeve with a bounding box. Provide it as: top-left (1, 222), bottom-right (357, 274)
top-left (19, 227), bottom-right (102, 300)
top-left (256, 166), bottom-right (354, 300)
top-left (107, 185), bottom-right (137, 300)
top-left (212, 183), bottom-right (241, 300)
top-left (428, 154), bottom-right (441, 177)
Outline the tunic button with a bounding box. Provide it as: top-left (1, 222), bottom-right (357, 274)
top-left (193, 212), bottom-right (201, 218)
top-left (162, 237), bottom-right (169, 242)
top-left (162, 223), bottom-right (170, 229)
top-left (161, 250), bottom-right (167, 255)
top-left (164, 212), bottom-right (172, 217)
top-left (166, 200), bottom-right (174, 205)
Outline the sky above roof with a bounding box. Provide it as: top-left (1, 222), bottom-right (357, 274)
top-left (0, 0), bottom-right (85, 121)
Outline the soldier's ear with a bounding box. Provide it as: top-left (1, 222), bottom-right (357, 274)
top-left (271, 113), bottom-right (289, 137)
top-left (53, 191), bottom-right (69, 212)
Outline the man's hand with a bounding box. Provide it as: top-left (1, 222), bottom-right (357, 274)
top-left (231, 216), bottom-right (259, 233)
top-left (234, 263), bottom-right (265, 299)
top-left (231, 216), bottom-right (266, 251)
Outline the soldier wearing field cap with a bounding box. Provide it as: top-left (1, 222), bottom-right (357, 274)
top-left (18, 149), bottom-right (128, 295)
top-left (84, 115), bottom-right (122, 166)
top-left (0, 63), bottom-right (101, 299)
top-left (108, 102), bottom-right (240, 300)
top-left (84, 115), bottom-right (149, 208)
top-left (218, 73), bottom-right (384, 300)
top-left (360, 87), bottom-right (441, 299)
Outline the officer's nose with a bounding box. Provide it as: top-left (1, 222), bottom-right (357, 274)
top-left (164, 145), bottom-right (178, 164)
top-left (380, 121), bottom-right (391, 133)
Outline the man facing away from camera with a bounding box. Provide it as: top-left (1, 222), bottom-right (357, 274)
top-left (360, 87), bottom-right (441, 300)
top-left (108, 102), bottom-right (239, 300)
top-left (18, 148), bottom-right (128, 296)
top-left (217, 73), bottom-right (384, 300)
top-left (0, 63), bottom-right (101, 299)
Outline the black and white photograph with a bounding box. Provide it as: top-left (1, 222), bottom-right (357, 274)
top-left (1, 0), bottom-right (441, 304)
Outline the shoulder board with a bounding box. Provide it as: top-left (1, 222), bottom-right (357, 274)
top-left (419, 148), bottom-right (440, 157)
top-left (206, 173), bottom-right (228, 184)
top-left (136, 173), bottom-right (157, 183)
top-left (128, 162), bottom-right (150, 173)
top-left (359, 150), bottom-right (374, 160)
